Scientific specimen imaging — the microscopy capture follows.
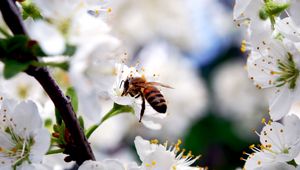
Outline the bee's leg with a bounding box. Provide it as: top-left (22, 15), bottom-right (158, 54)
top-left (129, 92), bottom-right (135, 97)
top-left (134, 94), bottom-right (141, 98)
top-left (139, 91), bottom-right (145, 122)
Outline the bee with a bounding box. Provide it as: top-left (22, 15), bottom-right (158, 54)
top-left (121, 76), bottom-right (172, 122)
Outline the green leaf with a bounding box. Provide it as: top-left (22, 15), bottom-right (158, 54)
top-left (78, 116), bottom-right (85, 130)
top-left (55, 108), bottom-right (62, 125)
top-left (66, 87), bottom-right (78, 113)
top-left (6, 35), bottom-right (29, 54)
top-left (0, 27), bottom-right (11, 38)
top-left (53, 124), bottom-right (60, 133)
top-left (21, 2), bottom-right (43, 20)
top-left (63, 44), bottom-right (77, 56)
top-left (31, 42), bottom-right (47, 57)
top-left (3, 59), bottom-right (31, 79)
top-left (46, 149), bottom-right (65, 155)
top-left (287, 159), bottom-right (297, 167)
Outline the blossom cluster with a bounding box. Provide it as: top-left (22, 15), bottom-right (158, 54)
top-left (0, 0), bottom-right (209, 169)
top-left (234, 0), bottom-right (300, 169)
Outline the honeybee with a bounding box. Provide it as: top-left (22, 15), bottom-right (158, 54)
top-left (121, 76), bottom-right (172, 122)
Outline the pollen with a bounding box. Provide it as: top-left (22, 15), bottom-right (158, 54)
top-left (107, 8), bottom-right (112, 13)
top-left (150, 139), bottom-right (159, 144)
top-left (151, 160), bottom-right (156, 166)
top-left (11, 147), bottom-right (17, 153)
top-left (175, 139), bottom-right (182, 152)
top-left (240, 40), bottom-right (247, 52)
top-left (249, 144), bottom-right (255, 149)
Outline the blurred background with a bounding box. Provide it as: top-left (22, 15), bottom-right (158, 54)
top-left (0, 0), bottom-right (271, 169)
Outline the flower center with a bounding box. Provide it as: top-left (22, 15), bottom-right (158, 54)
top-left (1, 125), bottom-right (35, 168)
top-left (272, 53), bottom-right (300, 89)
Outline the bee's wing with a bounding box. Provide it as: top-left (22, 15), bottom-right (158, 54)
top-left (146, 82), bottom-right (173, 89)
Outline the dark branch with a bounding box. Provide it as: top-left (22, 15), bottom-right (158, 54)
top-left (0, 0), bottom-right (26, 35)
top-left (0, 0), bottom-right (95, 165)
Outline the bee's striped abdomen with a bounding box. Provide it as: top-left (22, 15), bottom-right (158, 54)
top-left (144, 86), bottom-right (167, 113)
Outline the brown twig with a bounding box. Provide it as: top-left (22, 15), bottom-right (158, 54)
top-left (0, 0), bottom-right (95, 165)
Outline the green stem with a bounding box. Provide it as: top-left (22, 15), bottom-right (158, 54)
top-left (85, 123), bottom-right (101, 139)
top-left (31, 61), bottom-right (69, 70)
top-left (85, 109), bottom-right (114, 139)
top-left (46, 148), bottom-right (65, 155)
top-left (85, 103), bottom-right (134, 139)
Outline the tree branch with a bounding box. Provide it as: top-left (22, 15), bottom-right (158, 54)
top-left (0, 0), bottom-right (95, 165)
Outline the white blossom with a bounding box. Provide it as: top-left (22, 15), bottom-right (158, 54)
top-left (79, 160), bottom-right (125, 170)
top-left (275, 17), bottom-right (300, 42)
top-left (134, 136), bottom-right (200, 170)
top-left (69, 34), bottom-right (120, 122)
top-left (0, 98), bottom-right (50, 169)
top-left (27, 0), bottom-right (113, 55)
top-left (243, 115), bottom-right (300, 169)
top-left (247, 39), bottom-right (300, 120)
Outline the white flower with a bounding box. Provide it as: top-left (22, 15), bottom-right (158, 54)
top-left (27, 0), bottom-right (113, 55)
top-left (79, 160), bottom-right (143, 170)
top-left (233, 0), bottom-right (263, 27)
top-left (233, 0), bottom-right (288, 27)
top-left (69, 33), bottom-right (120, 122)
top-left (25, 19), bottom-right (65, 55)
top-left (79, 160), bottom-right (125, 170)
top-left (134, 136), bottom-right (200, 170)
top-left (233, 0), bottom-right (289, 52)
top-left (244, 154), bottom-right (297, 170)
top-left (247, 39), bottom-right (300, 120)
top-left (110, 64), bottom-right (167, 130)
top-left (289, 0), bottom-right (300, 26)
top-left (242, 115), bottom-right (300, 169)
top-left (0, 71), bottom-right (48, 104)
top-left (275, 17), bottom-right (300, 42)
top-left (0, 98), bottom-right (50, 169)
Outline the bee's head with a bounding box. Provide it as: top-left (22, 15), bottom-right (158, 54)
top-left (121, 78), bottom-right (130, 96)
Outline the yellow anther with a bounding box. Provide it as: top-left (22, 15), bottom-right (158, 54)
top-left (107, 8), bottom-right (112, 13)
top-left (11, 147), bottom-right (17, 153)
top-left (151, 161), bottom-right (156, 166)
top-left (240, 40), bottom-right (247, 53)
top-left (249, 144), bottom-right (255, 149)
top-left (267, 120), bottom-right (272, 125)
top-left (150, 139), bottom-right (159, 144)
top-left (261, 118), bottom-right (266, 124)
